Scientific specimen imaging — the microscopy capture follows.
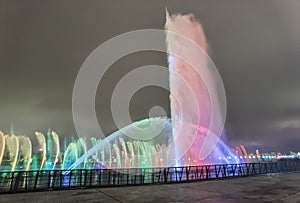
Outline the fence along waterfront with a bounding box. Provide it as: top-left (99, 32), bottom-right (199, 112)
top-left (0, 159), bottom-right (299, 193)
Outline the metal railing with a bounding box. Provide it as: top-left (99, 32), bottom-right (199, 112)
top-left (0, 159), bottom-right (299, 193)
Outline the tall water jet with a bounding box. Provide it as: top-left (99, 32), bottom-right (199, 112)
top-left (90, 137), bottom-right (102, 168)
top-left (64, 138), bottom-right (67, 154)
top-left (165, 10), bottom-right (229, 164)
top-left (76, 138), bottom-right (87, 168)
top-left (0, 132), bottom-right (5, 165)
top-left (46, 129), bottom-right (53, 169)
top-left (51, 131), bottom-right (60, 170)
top-left (67, 10), bottom-right (235, 170)
top-left (62, 142), bottom-right (78, 169)
top-left (17, 136), bottom-right (32, 171)
top-left (4, 135), bottom-right (19, 172)
top-left (35, 132), bottom-right (47, 170)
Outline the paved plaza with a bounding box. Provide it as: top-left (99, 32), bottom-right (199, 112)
top-left (1, 172), bottom-right (299, 203)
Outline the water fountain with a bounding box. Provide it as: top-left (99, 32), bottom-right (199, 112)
top-left (0, 11), bottom-right (240, 173)
top-left (67, 11), bottom-right (239, 170)
top-left (0, 129), bottom-right (102, 171)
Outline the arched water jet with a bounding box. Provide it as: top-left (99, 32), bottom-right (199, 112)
top-left (66, 11), bottom-right (235, 171)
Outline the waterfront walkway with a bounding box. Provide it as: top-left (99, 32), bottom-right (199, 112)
top-left (1, 172), bottom-right (299, 203)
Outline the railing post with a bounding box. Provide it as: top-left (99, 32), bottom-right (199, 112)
top-left (60, 171), bottom-right (63, 189)
top-left (232, 164), bottom-right (235, 177)
top-left (214, 165), bottom-right (218, 178)
top-left (140, 169), bottom-right (143, 185)
top-left (79, 170), bottom-right (82, 186)
top-left (186, 167), bottom-right (189, 181)
top-left (25, 171), bottom-right (28, 190)
top-left (151, 170), bottom-right (154, 183)
top-left (223, 165), bottom-right (227, 178)
top-left (10, 172), bottom-right (14, 192)
top-left (112, 170), bottom-right (116, 185)
top-left (205, 165), bottom-right (209, 179)
top-left (98, 169), bottom-right (101, 186)
top-left (108, 169), bottom-right (111, 185)
top-left (47, 170), bottom-right (51, 189)
top-left (69, 170), bottom-right (72, 187)
top-left (163, 168), bottom-right (167, 182)
top-left (247, 163), bottom-right (250, 175)
top-left (252, 163), bottom-right (256, 175)
top-left (127, 170), bottom-right (129, 185)
top-left (89, 170), bottom-right (93, 187)
top-left (33, 171), bottom-right (39, 191)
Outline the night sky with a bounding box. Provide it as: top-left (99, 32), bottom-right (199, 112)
top-left (1, 0), bottom-right (299, 153)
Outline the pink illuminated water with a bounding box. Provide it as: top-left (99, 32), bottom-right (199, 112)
top-left (67, 11), bottom-right (238, 170)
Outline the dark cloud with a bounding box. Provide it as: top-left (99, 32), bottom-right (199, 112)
top-left (0, 0), bottom-right (299, 153)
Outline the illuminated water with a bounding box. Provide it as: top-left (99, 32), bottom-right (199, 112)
top-left (68, 12), bottom-right (238, 170)
top-left (0, 12), bottom-right (241, 172)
